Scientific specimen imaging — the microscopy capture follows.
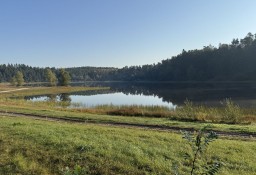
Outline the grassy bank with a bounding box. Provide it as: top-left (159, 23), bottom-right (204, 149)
top-left (0, 83), bottom-right (22, 91)
top-left (0, 86), bottom-right (109, 98)
top-left (72, 100), bottom-right (256, 124)
top-left (0, 86), bottom-right (256, 134)
top-left (0, 85), bottom-right (255, 174)
top-left (1, 85), bottom-right (255, 124)
top-left (0, 116), bottom-right (255, 175)
top-left (0, 99), bottom-right (256, 135)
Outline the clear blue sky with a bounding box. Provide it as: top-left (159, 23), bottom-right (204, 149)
top-left (0, 0), bottom-right (256, 68)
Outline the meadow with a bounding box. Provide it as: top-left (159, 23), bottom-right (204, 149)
top-left (0, 85), bottom-right (256, 174)
top-left (0, 116), bottom-right (256, 175)
top-left (0, 97), bottom-right (256, 136)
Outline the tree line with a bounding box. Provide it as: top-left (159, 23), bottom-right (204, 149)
top-left (0, 64), bottom-right (71, 86)
top-left (65, 32), bottom-right (256, 82)
top-left (106, 32), bottom-right (256, 81)
top-left (1, 32), bottom-right (256, 83)
top-left (0, 64), bottom-right (116, 84)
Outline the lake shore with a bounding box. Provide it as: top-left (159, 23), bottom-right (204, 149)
top-left (0, 84), bottom-right (255, 174)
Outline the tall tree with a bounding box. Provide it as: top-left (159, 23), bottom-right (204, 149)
top-left (45, 69), bottom-right (57, 86)
top-left (58, 68), bottom-right (71, 86)
top-left (15, 71), bottom-right (24, 86)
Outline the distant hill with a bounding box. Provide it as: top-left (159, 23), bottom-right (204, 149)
top-left (1, 32), bottom-right (256, 83)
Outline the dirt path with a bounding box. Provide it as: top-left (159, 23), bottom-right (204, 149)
top-left (0, 111), bottom-right (255, 139)
top-left (0, 88), bottom-right (29, 93)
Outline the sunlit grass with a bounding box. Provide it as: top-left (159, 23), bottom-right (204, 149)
top-left (0, 116), bottom-right (255, 175)
top-left (0, 86), bottom-right (256, 136)
top-left (0, 99), bottom-right (256, 136)
top-left (1, 85), bottom-right (256, 124)
top-left (0, 86), bottom-right (255, 174)
top-left (0, 86), bottom-right (109, 98)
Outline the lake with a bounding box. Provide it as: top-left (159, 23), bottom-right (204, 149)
top-left (26, 82), bottom-right (256, 108)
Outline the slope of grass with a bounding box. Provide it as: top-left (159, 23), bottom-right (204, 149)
top-left (0, 100), bottom-right (256, 134)
top-left (0, 116), bottom-right (255, 175)
top-left (0, 99), bottom-right (256, 136)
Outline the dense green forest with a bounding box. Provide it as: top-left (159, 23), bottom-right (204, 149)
top-left (0, 64), bottom-right (116, 83)
top-left (66, 67), bottom-right (117, 81)
top-left (0, 32), bottom-right (256, 82)
top-left (109, 32), bottom-right (256, 81)
top-left (0, 64), bottom-right (47, 82)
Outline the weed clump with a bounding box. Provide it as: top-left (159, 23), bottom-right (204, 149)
top-left (175, 100), bottom-right (199, 121)
top-left (174, 99), bottom-right (245, 124)
top-left (221, 99), bottom-right (242, 124)
top-left (174, 126), bottom-right (222, 175)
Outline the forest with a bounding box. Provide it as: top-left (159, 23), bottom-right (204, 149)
top-left (0, 32), bottom-right (256, 83)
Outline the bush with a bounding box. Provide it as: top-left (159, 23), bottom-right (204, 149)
top-left (221, 99), bottom-right (242, 124)
top-left (175, 100), bottom-right (198, 121)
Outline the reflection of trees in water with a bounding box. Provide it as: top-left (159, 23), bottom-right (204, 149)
top-left (25, 93), bottom-right (71, 106)
top-left (48, 94), bottom-right (57, 101)
top-left (81, 82), bottom-right (256, 106)
top-left (70, 89), bottom-right (113, 96)
top-left (24, 82), bottom-right (256, 107)
top-left (59, 93), bottom-right (71, 102)
top-left (59, 93), bottom-right (71, 107)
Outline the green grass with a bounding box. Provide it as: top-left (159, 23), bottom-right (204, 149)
top-left (0, 116), bottom-right (255, 175)
top-left (0, 85), bottom-right (256, 174)
top-left (0, 86), bottom-right (109, 98)
top-left (1, 86), bottom-right (256, 125)
top-left (0, 99), bottom-right (256, 136)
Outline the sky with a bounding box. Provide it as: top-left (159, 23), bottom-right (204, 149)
top-left (0, 0), bottom-right (256, 68)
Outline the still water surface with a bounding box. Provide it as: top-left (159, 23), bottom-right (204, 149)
top-left (31, 92), bottom-right (176, 108)
top-left (27, 82), bottom-right (256, 108)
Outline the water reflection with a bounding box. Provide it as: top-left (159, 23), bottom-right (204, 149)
top-left (26, 82), bottom-right (256, 108)
top-left (27, 91), bottom-right (175, 108)
top-left (59, 93), bottom-right (71, 103)
top-left (48, 94), bottom-right (57, 101)
top-left (75, 82), bottom-right (256, 107)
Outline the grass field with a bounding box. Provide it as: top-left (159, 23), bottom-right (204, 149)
top-left (0, 98), bottom-right (256, 136)
top-left (0, 85), bottom-right (256, 174)
top-left (0, 85), bottom-right (109, 97)
top-left (0, 116), bottom-right (255, 175)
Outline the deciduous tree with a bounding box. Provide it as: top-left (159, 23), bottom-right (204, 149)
top-left (45, 69), bottom-right (57, 86)
top-left (15, 71), bottom-right (24, 86)
top-left (58, 68), bottom-right (71, 86)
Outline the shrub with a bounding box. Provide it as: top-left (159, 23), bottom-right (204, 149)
top-left (175, 100), bottom-right (198, 121)
top-left (221, 99), bottom-right (242, 124)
